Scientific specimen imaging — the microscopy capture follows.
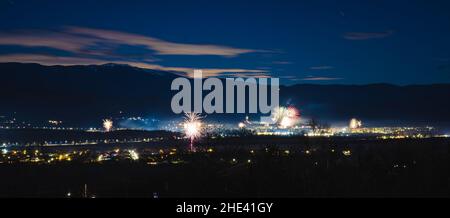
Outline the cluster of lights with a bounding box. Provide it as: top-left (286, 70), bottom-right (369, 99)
top-left (342, 150), bottom-right (352, 156)
top-left (128, 149), bottom-right (139, 160)
top-left (48, 120), bottom-right (62, 125)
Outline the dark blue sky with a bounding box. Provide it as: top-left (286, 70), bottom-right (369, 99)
top-left (1, 0), bottom-right (450, 84)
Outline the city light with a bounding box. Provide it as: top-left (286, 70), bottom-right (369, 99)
top-left (129, 149), bottom-right (139, 160)
top-left (97, 154), bottom-right (104, 162)
top-left (342, 150), bottom-right (352, 156)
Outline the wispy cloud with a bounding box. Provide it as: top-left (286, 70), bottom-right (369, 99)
top-left (0, 27), bottom-right (262, 57)
top-left (0, 31), bottom-right (95, 53)
top-left (300, 76), bottom-right (343, 81)
top-left (0, 26), bottom-right (270, 77)
top-left (272, 61), bottom-right (292, 65)
top-left (0, 54), bottom-right (107, 65)
top-left (66, 27), bottom-right (261, 57)
top-left (309, 66), bottom-right (334, 70)
top-left (125, 62), bottom-right (268, 78)
top-left (343, 30), bottom-right (394, 40)
top-left (277, 75), bottom-right (342, 82)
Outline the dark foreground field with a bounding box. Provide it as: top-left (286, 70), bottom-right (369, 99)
top-left (0, 137), bottom-right (449, 198)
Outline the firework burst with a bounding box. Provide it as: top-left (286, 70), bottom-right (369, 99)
top-left (103, 119), bottom-right (113, 132)
top-left (182, 112), bottom-right (203, 151)
top-left (272, 106), bottom-right (300, 128)
top-left (349, 118), bottom-right (362, 129)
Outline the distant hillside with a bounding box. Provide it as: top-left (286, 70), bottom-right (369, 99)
top-left (0, 62), bottom-right (178, 125)
top-left (1, 63), bottom-right (450, 125)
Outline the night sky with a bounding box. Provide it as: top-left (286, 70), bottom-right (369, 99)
top-left (1, 0), bottom-right (450, 84)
